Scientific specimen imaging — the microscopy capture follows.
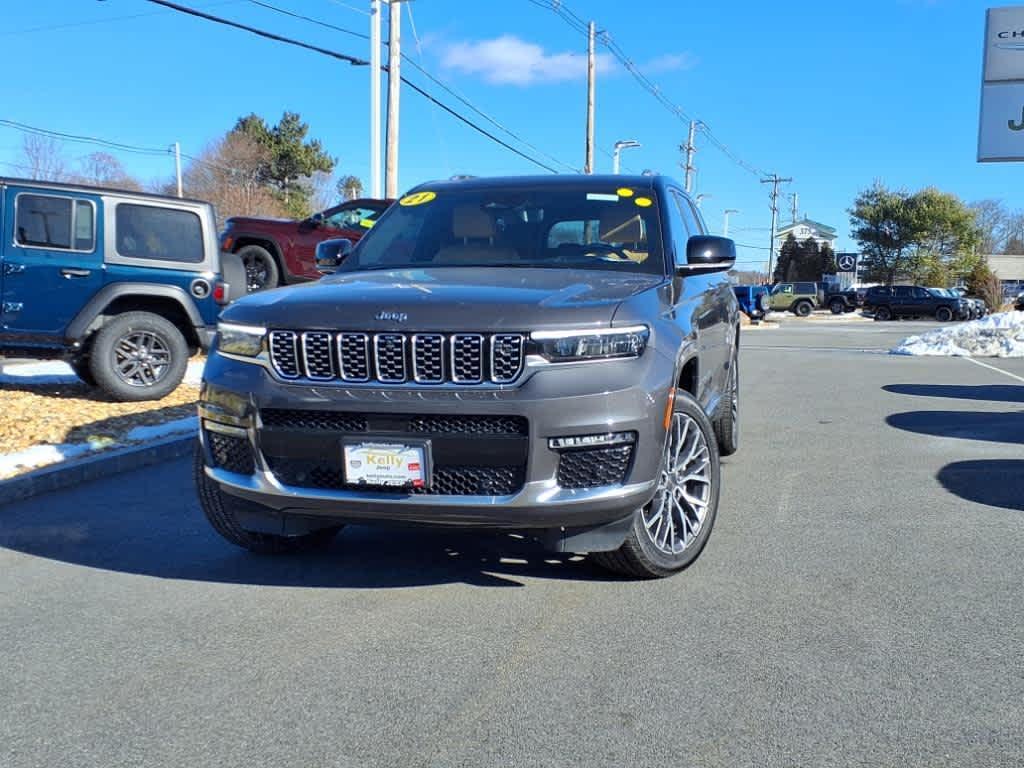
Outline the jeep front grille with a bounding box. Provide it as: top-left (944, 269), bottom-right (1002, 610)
top-left (265, 331), bottom-right (525, 385)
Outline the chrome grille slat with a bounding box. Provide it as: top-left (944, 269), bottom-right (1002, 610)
top-left (301, 332), bottom-right (334, 380)
top-left (268, 331), bottom-right (525, 385)
top-left (490, 333), bottom-right (525, 384)
top-left (338, 333), bottom-right (370, 382)
top-left (412, 334), bottom-right (445, 383)
top-left (268, 331), bottom-right (300, 379)
top-left (374, 333), bottom-right (408, 383)
top-left (450, 334), bottom-right (484, 384)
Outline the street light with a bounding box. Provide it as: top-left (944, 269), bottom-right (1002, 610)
top-left (695, 193), bottom-right (711, 209)
top-left (612, 139), bottom-right (641, 174)
top-left (723, 209), bottom-right (739, 237)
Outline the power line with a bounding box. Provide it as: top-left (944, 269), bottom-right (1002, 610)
top-left (527, 0), bottom-right (771, 179)
top-left (139, 0), bottom-right (567, 174)
top-left (0, 118), bottom-right (170, 156)
top-left (248, 0), bottom-right (579, 173)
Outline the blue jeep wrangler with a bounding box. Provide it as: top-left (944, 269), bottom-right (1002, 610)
top-left (0, 178), bottom-right (244, 401)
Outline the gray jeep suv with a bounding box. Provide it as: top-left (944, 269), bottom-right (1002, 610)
top-left (196, 175), bottom-right (740, 578)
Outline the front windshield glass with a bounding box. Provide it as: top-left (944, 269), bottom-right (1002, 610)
top-left (344, 185), bottom-right (665, 274)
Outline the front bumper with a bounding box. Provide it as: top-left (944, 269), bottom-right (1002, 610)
top-left (198, 348), bottom-right (674, 531)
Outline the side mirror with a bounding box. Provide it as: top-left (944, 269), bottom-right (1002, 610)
top-left (315, 238), bottom-right (353, 274)
top-left (679, 235), bottom-right (736, 273)
top-left (309, 212), bottom-right (326, 228)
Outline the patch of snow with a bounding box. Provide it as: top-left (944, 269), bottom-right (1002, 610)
top-left (0, 361), bottom-right (79, 386)
top-left (124, 416), bottom-right (198, 443)
top-left (0, 442), bottom-right (99, 479)
top-left (891, 311), bottom-right (1024, 358)
top-left (184, 359), bottom-right (205, 386)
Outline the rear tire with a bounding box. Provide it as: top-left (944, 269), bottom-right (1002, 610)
top-left (874, 306), bottom-right (892, 322)
top-left (591, 391), bottom-right (720, 579)
top-left (935, 306), bottom-right (953, 323)
top-left (713, 355), bottom-right (739, 457)
top-left (89, 312), bottom-right (188, 402)
top-left (194, 445), bottom-right (341, 554)
top-left (237, 244), bottom-right (280, 292)
top-left (829, 299), bottom-right (845, 315)
top-left (793, 301), bottom-right (813, 317)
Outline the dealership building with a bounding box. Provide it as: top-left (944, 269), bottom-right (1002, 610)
top-left (986, 254), bottom-right (1024, 298)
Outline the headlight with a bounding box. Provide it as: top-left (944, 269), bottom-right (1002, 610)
top-left (531, 325), bottom-right (649, 362)
top-left (217, 322), bottom-right (265, 357)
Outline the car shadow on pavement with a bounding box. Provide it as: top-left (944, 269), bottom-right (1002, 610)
top-left (0, 493), bottom-right (622, 589)
top-left (885, 410), bottom-right (1024, 445)
top-left (937, 460), bottom-right (1024, 512)
top-left (883, 384), bottom-right (1024, 404)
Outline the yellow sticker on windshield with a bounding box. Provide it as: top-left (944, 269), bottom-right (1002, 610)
top-left (359, 219), bottom-right (376, 229)
top-left (399, 191), bottom-right (437, 207)
top-left (634, 197), bottom-right (653, 208)
top-left (617, 187), bottom-right (634, 197)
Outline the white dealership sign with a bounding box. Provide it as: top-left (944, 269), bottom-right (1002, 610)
top-left (979, 6), bottom-right (1024, 162)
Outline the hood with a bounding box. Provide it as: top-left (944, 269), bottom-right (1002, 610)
top-left (224, 215), bottom-right (299, 228)
top-left (222, 267), bottom-right (664, 332)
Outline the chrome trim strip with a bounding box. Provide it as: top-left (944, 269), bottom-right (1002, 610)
top-left (412, 333), bottom-right (445, 384)
top-left (450, 333), bottom-right (484, 384)
top-left (531, 325), bottom-right (648, 341)
top-left (202, 420), bottom-right (249, 438)
top-left (301, 331), bottom-right (335, 381)
top-left (374, 333), bottom-right (408, 383)
top-left (268, 331), bottom-right (301, 379)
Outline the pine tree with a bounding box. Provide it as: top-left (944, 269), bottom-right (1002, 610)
top-left (796, 238), bottom-right (821, 281)
top-left (774, 233), bottom-right (800, 282)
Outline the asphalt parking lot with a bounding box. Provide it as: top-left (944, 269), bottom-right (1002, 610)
top-left (2, 318), bottom-right (1022, 768)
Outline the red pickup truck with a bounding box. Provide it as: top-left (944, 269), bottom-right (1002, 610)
top-left (220, 198), bottom-right (393, 291)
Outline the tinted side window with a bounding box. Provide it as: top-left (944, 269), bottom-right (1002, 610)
top-left (913, 287), bottom-right (931, 298)
top-left (116, 204), bottom-right (203, 263)
top-left (796, 282), bottom-right (817, 294)
top-left (665, 190), bottom-right (693, 265)
top-left (893, 286), bottom-right (913, 298)
top-left (673, 191), bottom-right (702, 236)
top-left (16, 195), bottom-right (71, 249)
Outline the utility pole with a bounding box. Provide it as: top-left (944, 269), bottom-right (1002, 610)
top-left (370, 0), bottom-right (382, 198)
top-left (790, 192), bottom-right (799, 224)
top-left (723, 209), bottom-right (739, 237)
top-left (683, 120), bottom-right (701, 194)
top-left (762, 175), bottom-right (792, 281)
top-left (173, 142), bottom-right (183, 198)
top-left (385, 0), bottom-right (402, 198)
top-left (584, 21), bottom-right (596, 174)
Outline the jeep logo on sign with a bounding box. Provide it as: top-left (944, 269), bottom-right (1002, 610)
top-left (376, 311), bottom-right (408, 323)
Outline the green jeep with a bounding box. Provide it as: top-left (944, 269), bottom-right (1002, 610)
top-left (768, 282), bottom-right (818, 317)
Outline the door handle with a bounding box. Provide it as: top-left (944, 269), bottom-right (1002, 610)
top-left (61, 268), bottom-right (91, 279)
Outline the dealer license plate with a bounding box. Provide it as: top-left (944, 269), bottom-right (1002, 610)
top-left (343, 442), bottom-right (428, 488)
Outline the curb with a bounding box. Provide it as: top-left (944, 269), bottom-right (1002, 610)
top-left (0, 434), bottom-right (195, 507)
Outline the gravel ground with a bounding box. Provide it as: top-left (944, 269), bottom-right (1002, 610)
top-left (0, 367), bottom-right (199, 457)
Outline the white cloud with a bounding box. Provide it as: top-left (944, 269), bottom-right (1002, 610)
top-left (641, 52), bottom-right (698, 74)
top-left (440, 35), bottom-right (614, 86)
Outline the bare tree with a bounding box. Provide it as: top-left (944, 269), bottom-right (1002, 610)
top-left (182, 133), bottom-right (286, 226)
top-left (20, 134), bottom-right (67, 181)
top-left (970, 200), bottom-right (1009, 254)
top-left (307, 170), bottom-right (337, 213)
top-left (70, 152), bottom-right (142, 191)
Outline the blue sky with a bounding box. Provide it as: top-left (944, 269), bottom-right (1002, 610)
top-left (1, 0), bottom-right (1018, 269)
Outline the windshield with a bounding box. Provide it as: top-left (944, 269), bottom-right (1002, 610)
top-left (343, 185), bottom-right (665, 274)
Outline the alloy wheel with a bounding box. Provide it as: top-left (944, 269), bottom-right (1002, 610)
top-left (242, 252), bottom-right (270, 291)
top-left (114, 331), bottom-right (172, 388)
top-left (642, 412), bottom-right (713, 555)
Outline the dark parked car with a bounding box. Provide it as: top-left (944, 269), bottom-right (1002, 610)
top-left (220, 198), bottom-right (393, 291)
top-left (1015, 292), bottom-right (1024, 311)
top-left (196, 175), bottom-right (741, 579)
top-left (0, 177), bottom-right (243, 400)
top-left (822, 286), bottom-right (862, 314)
top-left (863, 285), bottom-right (967, 322)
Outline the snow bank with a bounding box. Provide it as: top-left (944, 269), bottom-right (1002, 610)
top-left (891, 311), bottom-right (1024, 358)
top-left (123, 416), bottom-right (197, 442)
top-left (0, 359), bottom-right (206, 386)
top-left (0, 440), bottom-right (105, 479)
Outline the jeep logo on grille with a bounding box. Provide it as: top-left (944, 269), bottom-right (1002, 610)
top-left (376, 311), bottom-right (408, 323)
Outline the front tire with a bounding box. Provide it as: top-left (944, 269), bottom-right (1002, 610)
top-left (793, 301), bottom-right (813, 317)
top-left (89, 312), bottom-right (188, 402)
top-left (237, 244), bottom-right (280, 291)
top-left (194, 445), bottom-right (341, 554)
top-left (591, 391), bottom-right (721, 579)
